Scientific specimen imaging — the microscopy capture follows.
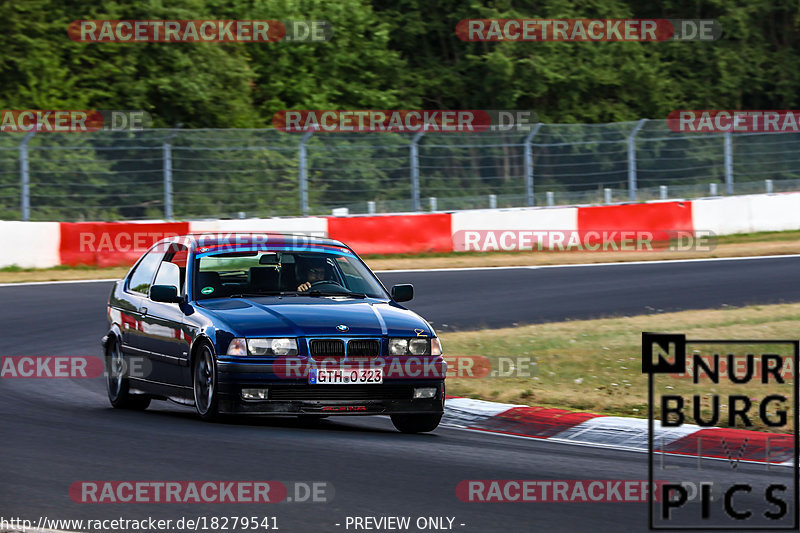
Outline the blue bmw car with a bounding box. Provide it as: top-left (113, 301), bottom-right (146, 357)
top-left (102, 233), bottom-right (445, 433)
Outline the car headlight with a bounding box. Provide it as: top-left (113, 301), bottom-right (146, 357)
top-left (388, 338), bottom-right (437, 356)
top-left (409, 338), bottom-right (429, 355)
top-left (247, 338), bottom-right (298, 356)
top-left (389, 338), bottom-right (409, 355)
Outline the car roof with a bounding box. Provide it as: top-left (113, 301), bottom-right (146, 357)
top-left (158, 232), bottom-right (349, 251)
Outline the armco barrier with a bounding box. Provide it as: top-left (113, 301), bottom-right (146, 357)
top-left (60, 222), bottom-right (190, 267)
top-left (4, 192), bottom-right (800, 270)
top-left (451, 207), bottom-right (577, 251)
top-left (691, 196), bottom-right (754, 236)
top-left (576, 201), bottom-right (694, 242)
top-left (0, 221), bottom-right (60, 268)
top-left (327, 213), bottom-right (452, 255)
top-left (692, 193), bottom-right (800, 236)
top-left (189, 217), bottom-right (328, 236)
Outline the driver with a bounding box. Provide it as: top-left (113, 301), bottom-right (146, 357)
top-left (296, 260), bottom-right (327, 292)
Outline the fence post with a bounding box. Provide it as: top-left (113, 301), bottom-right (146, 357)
top-left (19, 130), bottom-right (36, 221)
top-left (162, 125), bottom-right (181, 221)
top-left (546, 191), bottom-right (554, 206)
top-left (628, 119), bottom-right (647, 202)
top-left (410, 130), bottom-right (425, 212)
top-left (298, 127), bottom-right (316, 216)
top-left (724, 131), bottom-right (733, 195)
top-left (604, 188), bottom-right (612, 204)
top-left (524, 123), bottom-right (543, 207)
top-left (659, 185), bottom-right (667, 200)
top-left (766, 179), bottom-right (773, 194)
top-left (162, 144), bottom-right (173, 220)
top-left (429, 197), bottom-right (437, 211)
top-left (489, 194), bottom-right (497, 209)
top-left (367, 201), bottom-right (376, 215)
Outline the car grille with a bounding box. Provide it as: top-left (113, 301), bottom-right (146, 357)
top-left (308, 338), bottom-right (381, 359)
top-left (309, 339), bottom-right (345, 358)
top-left (347, 339), bottom-right (380, 357)
top-left (269, 385), bottom-right (413, 401)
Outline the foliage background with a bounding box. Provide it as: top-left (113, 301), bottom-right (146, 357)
top-left (1, 1), bottom-right (798, 219)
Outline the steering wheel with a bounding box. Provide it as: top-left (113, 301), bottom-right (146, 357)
top-left (308, 280), bottom-right (342, 289)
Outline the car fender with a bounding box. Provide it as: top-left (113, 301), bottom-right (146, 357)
top-left (188, 332), bottom-right (217, 369)
top-left (101, 323), bottom-right (123, 352)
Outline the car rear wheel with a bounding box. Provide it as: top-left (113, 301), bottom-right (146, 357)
top-left (106, 336), bottom-right (150, 410)
top-left (193, 343), bottom-right (220, 421)
top-left (390, 413), bottom-right (442, 433)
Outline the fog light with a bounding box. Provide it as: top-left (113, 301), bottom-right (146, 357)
top-left (241, 388), bottom-right (268, 400)
top-left (413, 387), bottom-right (437, 399)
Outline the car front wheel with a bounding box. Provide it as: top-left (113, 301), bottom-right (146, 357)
top-left (106, 336), bottom-right (150, 410)
top-left (390, 413), bottom-right (442, 433)
top-left (193, 343), bottom-right (220, 421)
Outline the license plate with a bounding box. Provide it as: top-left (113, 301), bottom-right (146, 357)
top-left (309, 368), bottom-right (383, 384)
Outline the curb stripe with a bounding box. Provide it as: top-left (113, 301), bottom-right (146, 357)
top-left (443, 397), bottom-right (794, 466)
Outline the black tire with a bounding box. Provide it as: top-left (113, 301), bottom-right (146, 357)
top-left (105, 336), bottom-right (150, 410)
top-left (390, 413), bottom-right (442, 433)
top-left (193, 343), bottom-right (220, 421)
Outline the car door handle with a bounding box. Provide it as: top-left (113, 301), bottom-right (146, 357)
top-left (141, 307), bottom-right (148, 315)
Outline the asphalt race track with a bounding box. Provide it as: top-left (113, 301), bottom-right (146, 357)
top-left (384, 255), bottom-right (800, 330)
top-left (2, 256), bottom-right (800, 533)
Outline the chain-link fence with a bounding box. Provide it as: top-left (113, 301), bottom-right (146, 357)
top-left (1, 120), bottom-right (799, 221)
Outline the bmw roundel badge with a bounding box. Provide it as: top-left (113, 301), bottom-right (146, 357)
top-left (336, 324), bottom-right (349, 332)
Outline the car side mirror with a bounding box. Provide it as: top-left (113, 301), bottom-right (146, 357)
top-left (150, 284), bottom-right (182, 303)
top-left (391, 284), bottom-right (414, 302)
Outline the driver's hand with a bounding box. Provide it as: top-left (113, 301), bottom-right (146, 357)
top-left (297, 282), bottom-right (311, 292)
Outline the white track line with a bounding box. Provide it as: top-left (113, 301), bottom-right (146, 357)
top-left (0, 278), bottom-right (120, 288)
top-left (378, 253), bottom-right (800, 273)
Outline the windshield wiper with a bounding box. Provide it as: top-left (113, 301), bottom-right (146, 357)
top-left (229, 292), bottom-right (296, 298)
top-left (304, 290), bottom-right (368, 299)
top-left (229, 291), bottom-right (369, 299)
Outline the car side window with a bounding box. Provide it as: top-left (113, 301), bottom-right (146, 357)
top-left (128, 248), bottom-right (165, 295)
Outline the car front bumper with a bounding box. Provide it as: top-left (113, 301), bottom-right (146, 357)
top-left (216, 360), bottom-right (444, 416)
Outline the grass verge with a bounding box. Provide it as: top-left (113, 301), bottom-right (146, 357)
top-left (440, 302), bottom-right (800, 431)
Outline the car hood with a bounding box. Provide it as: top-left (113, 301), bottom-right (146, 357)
top-left (198, 297), bottom-right (433, 338)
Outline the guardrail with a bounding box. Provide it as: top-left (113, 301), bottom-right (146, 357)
top-left (3, 192), bottom-right (799, 269)
top-left (1, 122), bottom-right (799, 221)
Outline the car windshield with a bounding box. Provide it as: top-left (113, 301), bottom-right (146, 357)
top-left (194, 248), bottom-right (387, 300)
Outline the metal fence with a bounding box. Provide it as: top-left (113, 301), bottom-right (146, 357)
top-left (1, 120), bottom-right (799, 221)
